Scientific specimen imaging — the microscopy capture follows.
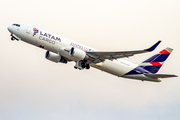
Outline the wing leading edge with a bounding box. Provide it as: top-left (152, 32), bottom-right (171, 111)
top-left (86, 41), bottom-right (161, 62)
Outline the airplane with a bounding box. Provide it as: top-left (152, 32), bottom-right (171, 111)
top-left (7, 23), bottom-right (178, 82)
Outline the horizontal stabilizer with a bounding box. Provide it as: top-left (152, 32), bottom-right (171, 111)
top-left (145, 74), bottom-right (178, 78)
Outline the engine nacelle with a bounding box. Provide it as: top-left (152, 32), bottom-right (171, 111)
top-left (70, 47), bottom-right (86, 61)
top-left (45, 51), bottom-right (67, 63)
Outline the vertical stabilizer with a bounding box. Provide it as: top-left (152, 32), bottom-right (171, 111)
top-left (138, 47), bottom-right (173, 73)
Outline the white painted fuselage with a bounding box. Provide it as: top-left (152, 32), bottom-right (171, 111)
top-left (7, 23), bottom-right (164, 82)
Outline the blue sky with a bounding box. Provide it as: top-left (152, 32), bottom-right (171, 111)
top-left (0, 0), bottom-right (180, 120)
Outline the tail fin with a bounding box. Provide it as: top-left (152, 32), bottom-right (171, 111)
top-left (138, 47), bottom-right (173, 73)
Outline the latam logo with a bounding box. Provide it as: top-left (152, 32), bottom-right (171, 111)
top-left (33, 28), bottom-right (39, 37)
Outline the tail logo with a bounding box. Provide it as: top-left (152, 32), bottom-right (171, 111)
top-left (33, 28), bottom-right (39, 37)
top-left (138, 47), bottom-right (172, 73)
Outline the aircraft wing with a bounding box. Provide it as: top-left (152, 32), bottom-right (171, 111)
top-left (86, 41), bottom-right (161, 62)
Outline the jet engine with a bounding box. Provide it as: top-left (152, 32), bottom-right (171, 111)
top-left (69, 47), bottom-right (86, 61)
top-left (45, 51), bottom-right (67, 63)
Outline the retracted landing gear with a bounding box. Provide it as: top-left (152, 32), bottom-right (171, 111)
top-left (74, 60), bottom-right (90, 70)
top-left (11, 34), bottom-right (19, 41)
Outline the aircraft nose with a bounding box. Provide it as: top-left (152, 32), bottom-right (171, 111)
top-left (7, 25), bottom-right (12, 33)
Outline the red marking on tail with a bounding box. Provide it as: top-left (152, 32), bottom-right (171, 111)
top-left (150, 62), bottom-right (162, 66)
top-left (160, 49), bottom-right (170, 54)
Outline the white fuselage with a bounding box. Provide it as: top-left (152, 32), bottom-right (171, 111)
top-left (8, 23), bottom-right (158, 81)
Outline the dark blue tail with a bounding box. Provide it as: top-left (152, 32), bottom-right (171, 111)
top-left (138, 47), bottom-right (173, 73)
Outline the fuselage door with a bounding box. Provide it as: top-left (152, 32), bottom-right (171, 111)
top-left (26, 26), bottom-right (31, 34)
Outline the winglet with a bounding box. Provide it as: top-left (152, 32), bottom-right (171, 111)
top-left (145, 40), bottom-right (161, 52)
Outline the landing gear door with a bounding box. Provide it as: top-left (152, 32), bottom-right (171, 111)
top-left (26, 26), bottom-right (31, 34)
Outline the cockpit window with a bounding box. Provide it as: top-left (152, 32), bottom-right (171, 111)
top-left (12, 24), bottom-right (20, 27)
